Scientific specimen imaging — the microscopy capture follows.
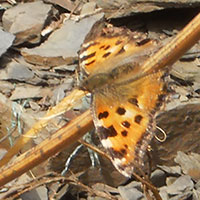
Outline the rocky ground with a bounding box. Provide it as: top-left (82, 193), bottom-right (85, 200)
top-left (0, 0), bottom-right (200, 200)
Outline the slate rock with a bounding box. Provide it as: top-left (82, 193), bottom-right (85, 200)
top-left (118, 186), bottom-right (143, 200)
top-left (2, 1), bottom-right (52, 45)
top-left (151, 169), bottom-right (166, 187)
top-left (166, 175), bottom-right (194, 195)
top-left (80, 2), bottom-right (97, 15)
top-left (118, 181), bottom-right (143, 200)
top-left (44, 0), bottom-right (76, 12)
top-left (193, 188), bottom-right (200, 200)
top-left (159, 188), bottom-right (169, 200)
top-left (158, 165), bottom-right (181, 176)
top-left (170, 191), bottom-right (193, 200)
top-left (152, 103), bottom-right (200, 168)
top-left (20, 186), bottom-right (48, 200)
top-left (54, 64), bottom-right (77, 72)
top-left (51, 77), bottom-right (74, 105)
top-left (21, 13), bottom-right (104, 66)
top-left (174, 151), bottom-right (200, 181)
top-left (0, 60), bottom-right (34, 81)
top-left (10, 86), bottom-right (44, 100)
top-left (0, 29), bottom-right (15, 56)
top-left (94, 0), bottom-right (200, 19)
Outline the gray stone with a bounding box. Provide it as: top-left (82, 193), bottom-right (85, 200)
top-left (0, 60), bottom-right (34, 81)
top-left (166, 177), bottom-right (178, 187)
top-left (21, 13), bottom-right (104, 66)
top-left (0, 29), bottom-right (15, 56)
top-left (10, 86), bottom-right (43, 100)
top-left (118, 185), bottom-right (143, 200)
top-left (44, 0), bottom-right (75, 11)
top-left (29, 101), bottom-right (41, 111)
top-left (193, 189), bottom-right (200, 200)
top-left (118, 181), bottom-right (143, 200)
top-left (175, 151), bottom-right (200, 181)
top-left (158, 165), bottom-right (181, 176)
top-left (2, 1), bottom-right (52, 45)
top-left (80, 2), bottom-right (97, 15)
top-left (170, 191), bottom-right (193, 200)
top-left (95, 0), bottom-right (200, 19)
top-left (151, 169), bottom-right (166, 187)
top-left (88, 197), bottom-right (108, 200)
top-left (20, 186), bottom-right (48, 200)
top-left (195, 180), bottom-right (200, 189)
top-left (54, 64), bottom-right (77, 72)
top-left (166, 175), bottom-right (194, 195)
top-left (51, 80), bottom-right (75, 105)
top-left (159, 188), bottom-right (169, 200)
top-left (92, 183), bottom-right (119, 194)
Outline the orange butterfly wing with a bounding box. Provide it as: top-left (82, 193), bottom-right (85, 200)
top-left (79, 32), bottom-right (167, 177)
top-left (92, 71), bottom-right (166, 177)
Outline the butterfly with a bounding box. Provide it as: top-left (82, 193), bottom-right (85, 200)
top-left (78, 26), bottom-right (168, 177)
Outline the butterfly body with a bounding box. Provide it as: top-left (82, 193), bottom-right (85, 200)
top-left (78, 31), bottom-right (167, 177)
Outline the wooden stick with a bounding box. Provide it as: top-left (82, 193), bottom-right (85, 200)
top-left (0, 110), bottom-right (93, 187)
top-left (0, 89), bottom-right (85, 168)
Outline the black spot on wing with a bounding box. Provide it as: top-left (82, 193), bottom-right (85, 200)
top-left (98, 111), bottom-right (109, 119)
top-left (116, 107), bottom-right (126, 115)
top-left (120, 148), bottom-right (127, 156)
top-left (85, 60), bottom-right (95, 66)
top-left (100, 45), bottom-right (105, 49)
top-left (103, 52), bottom-right (111, 58)
top-left (109, 147), bottom-right (127, 159)
top-left (115, 40), bottom-right (122, 45)
top-left (122, 121), bottom-right (131, 128)
top-left (104, 45), bottom-right (111, 50)
top-left (116, 47), bottom-right (125, 55)
top-left (135, 115), bottom-right (143, 124)
top-left (80, 52), bottom-right (96, 62)
top-left (121, 130), bottom-right (128, 137)
top-left (136, 38), bottom-right (150, 46)
top-left (98, 125), bottom-right (117, 139)
top-left (128, 98), bottom-right (139, 107)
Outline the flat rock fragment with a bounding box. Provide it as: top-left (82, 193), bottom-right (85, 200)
top-left (94, 0), bottom-right (200, 18)
top-left (150, 169), bottom-right (166, 187)
top-left (2, 1), bottom-right (53, 45)
top-left (166, 175), bottom-right (194, 195)
top-left (0, 29), bottom-right (15, 56)
top-left (158, 165), bottom-right (182, 175)
top-left (175, 151), bottom-right (200, 181)
top-left (118, 181), bottom-right (144, 200)
top-left (10, 85), bottom-right (51, 101)
top-left (21, 13), bottom-right (104, 66)
top-left (44, 0), bottom-right (76, 12)
top-left (0, 60), bottom-right (34, 81)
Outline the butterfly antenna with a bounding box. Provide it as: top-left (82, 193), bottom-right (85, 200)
top-left (155, 126), bottom-right (167, 142)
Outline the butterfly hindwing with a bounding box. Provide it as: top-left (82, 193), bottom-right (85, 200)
top-left (92, 70), bottom-right (166, 177)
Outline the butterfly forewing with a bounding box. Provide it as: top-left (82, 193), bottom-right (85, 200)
top-left (79, 35), bottom-right (157, 88)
